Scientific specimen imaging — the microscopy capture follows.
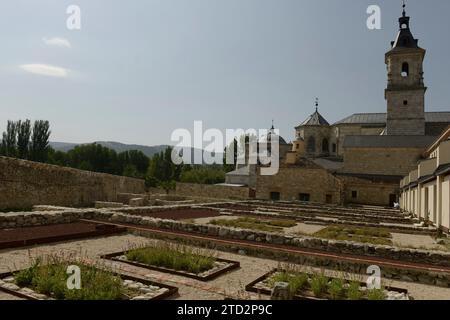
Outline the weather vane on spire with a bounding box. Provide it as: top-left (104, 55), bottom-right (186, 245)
top-left (315, 97), bottom-right (319, 111)
top-left (402, 0), bottom-right (406, 16)
top-left (271, 119), bottom-right (274, 130)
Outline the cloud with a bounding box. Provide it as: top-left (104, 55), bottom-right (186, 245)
top-left (19, 64), bottom-right (70, 78)
top-left (42, 37), bottom-right (71, 48)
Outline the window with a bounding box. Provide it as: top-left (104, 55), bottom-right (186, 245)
top-left (270, 192), bottom-right (280, 201)
top-left (299, 193), bottom-right (310, 202)
top-left (332, 143), bottom-right (337, 153)
top-left (326, 194), bottom-right (332, 204)
top-left (352, 191), bottom-right (358, 199)
top-left (322, 139), bottom-right (329, 153)
top-left (307, 136), bottom-right (316, 153)
top-left (403, 100), bottom-right (408, 106)
top-left (401, 62), bottom-right (409, 77)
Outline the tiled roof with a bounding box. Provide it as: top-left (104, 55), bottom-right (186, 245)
top-left (334, 112), bottom-right (450, 125)
top-left (343, 135), bottom-right (437, 149)
top-left (298, 110), bottom-right (330, 127)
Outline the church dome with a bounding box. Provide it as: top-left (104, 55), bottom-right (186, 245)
top-left (300, 109), bottom-right (330, 126)
top-left (259, 125), bottom-right (288, 145)
top-left (297, 99), bottom-right (330, 127)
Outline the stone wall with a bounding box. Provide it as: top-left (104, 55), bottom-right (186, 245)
top-left (175, 183), bottom-right (250, 200)
top-left (338, 174), bottom-right (400, 206)
top-left (255, 165), bottom-right (343, 204)
top-left (0, 156), bottom-right (145, 210)
top-left (341, 147), bottom-right (423, 177)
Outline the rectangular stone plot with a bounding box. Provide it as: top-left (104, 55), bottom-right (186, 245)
top-left (0, 267), bottom-right (178, 300)
top-left (245, 269), bottom-right (410, 301)
top-left (102, 249), bottom-right (240, 281)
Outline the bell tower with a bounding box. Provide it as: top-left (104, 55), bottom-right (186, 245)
top-left (385, 2), bottom-right (426, 135)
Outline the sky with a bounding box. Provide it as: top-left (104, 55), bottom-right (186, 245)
top-left (1, 0), bottom-right (450, 146)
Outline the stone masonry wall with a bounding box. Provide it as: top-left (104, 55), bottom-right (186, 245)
top-left (338, 175), bottom-right (400, 206)
top-left (0, 156), bottom-right (145, 210)
top-left (255, 166), bottom-right (343, 204)
top-left (342, 147), bottom-right (423, 177)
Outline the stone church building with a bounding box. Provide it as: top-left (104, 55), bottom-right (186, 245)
top-left (225, 8), bottom-right (450, 207)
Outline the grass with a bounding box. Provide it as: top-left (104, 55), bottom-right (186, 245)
top-left (14, 257), bottom-right (124, 300)
top-left (314, 225), bottom-right (393, 245)
top-left (367, 288), bottom-right (387, 300)
top-left (310, 274), bottom-right (329, 298)
top-left (328, 278), bottom-right (345, 300)
top-left (346, 281), bottom-right (363, 300)
top-left (125, 243), bottom-right (216, 274)
top-left (268, 271), bottom-right (309, 297)
top-left (265, 267), bottom-right (388, 300)
top-left (209, 217), bottom-right (297, 232)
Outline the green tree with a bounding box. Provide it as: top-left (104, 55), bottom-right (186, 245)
top-left (118, 150), bottom-right (149, 177)
top-left (66, 143), bottom-right (118, 174)
top-left (122, 164), bottom-right (139, 178)
top-left (1, 121), bottom-right (18, 157)
top-left (17, 120), bottom-right (31, 159)
top-left (30, 120), bottom-right (51, 162)
top-left (223, 138), bottom-right (238, 173)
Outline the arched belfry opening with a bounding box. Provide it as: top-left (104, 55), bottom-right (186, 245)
top-left (401, 62), bottom-right (409, 77)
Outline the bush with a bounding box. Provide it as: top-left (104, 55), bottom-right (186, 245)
top-left (328, 278), bottom-right (345, 300)
top-left (367, 288), bottom-right (386, 300)
top-left (346, 281), bottom-right (363, 300)
top-left (310, 274), bottom-right (329, 298)
top-left (269, 271), bottom-right (308, 296)
top-left (145, 175), bottom-right (160, 188)
top-left (14, 258), bottom-right (123, 300)
top-left (126, 243), bottom-right (215, 274)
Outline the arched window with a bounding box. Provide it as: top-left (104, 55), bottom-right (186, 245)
top-left (322, 139), bottom-right (329, 153)
top-left (401, 62), bottom-right (409, 77)
top-left (307, 136), bottom-right (315, 153)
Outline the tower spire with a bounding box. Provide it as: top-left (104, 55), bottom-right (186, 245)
top-left (402, 0), bottom-right (406, 17)
top-left (315, 97), bottom-right (319, 112)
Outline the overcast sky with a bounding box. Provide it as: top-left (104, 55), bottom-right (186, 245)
top-left (1, 0), bottom-right (449, 146)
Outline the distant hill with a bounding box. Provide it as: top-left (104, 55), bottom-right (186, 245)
top-left (50, 141), bottom-right (170, 157)
top-left (50, 141), bottom-right (222, 164)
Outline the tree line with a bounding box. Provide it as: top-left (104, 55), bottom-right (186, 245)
top-left (0, 120), bottom-right (228, 188)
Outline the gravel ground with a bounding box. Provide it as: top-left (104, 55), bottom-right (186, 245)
top-left (0, 234), bottom-right (449, 300)
top-left (284, 223), bottom-right (326, 235)
top-left (391, 232), bottom-right (447, 251)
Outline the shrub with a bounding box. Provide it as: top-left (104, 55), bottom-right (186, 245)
top-left (328, 278), bottom-right (345, 300)
top-left (346, 281), bottom-right (363, 300)
top-left (367, 288), bottom-right (386, 300)
top-left (126, 243), bottom-right (215, 274)
top-left (310, 274), bottom-right (329, 298)
top-left (269, 271), bottom-right (308, 296)
top-left (14, 258), bottom-right (123, 300)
